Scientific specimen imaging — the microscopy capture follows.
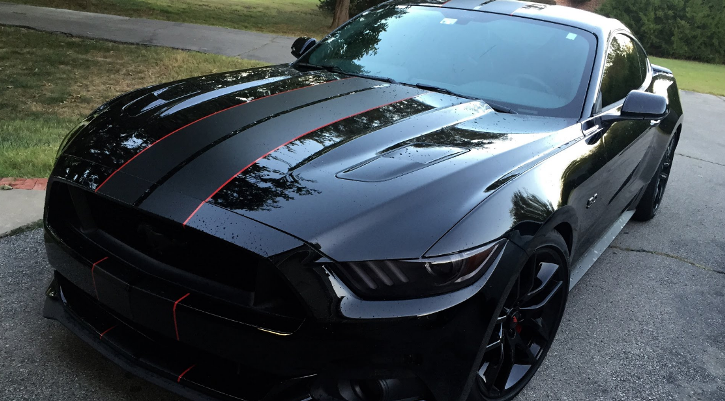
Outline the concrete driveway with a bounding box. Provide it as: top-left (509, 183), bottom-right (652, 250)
top-left (1, 91), bottom-right (723, 401)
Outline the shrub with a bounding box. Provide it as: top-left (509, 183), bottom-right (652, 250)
top-left (598, 0), bottom-right (725, 64)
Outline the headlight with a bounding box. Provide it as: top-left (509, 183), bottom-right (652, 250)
top-left (328, 240), bottom-right (504, 300)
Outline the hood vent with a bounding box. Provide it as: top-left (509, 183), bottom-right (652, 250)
top-left (337, 143), bottom-right (468, 182)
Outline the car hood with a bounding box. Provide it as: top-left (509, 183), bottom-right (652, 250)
top-left (58, 65), bottom-right (581, 261)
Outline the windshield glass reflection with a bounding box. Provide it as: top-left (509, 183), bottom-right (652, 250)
top-left (301, 5), bottom-right (597, 117)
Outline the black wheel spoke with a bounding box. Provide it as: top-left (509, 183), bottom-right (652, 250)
top-left (485, 339), bottom-right (502, 354)
top-left (485, 321), bottom-right (504, 354)
top-left (522, 318), bottom-right (550, 343)
top-left (520, 281), bottom-right (563, 319)
top-left (494, 337), bottom-right (515, 391)
top-left (524, 262), bottom-right (560, 302)
top-left (479, 337), bottom-right (506, 390)
top-left (512, 334), bottom-right (537, 365)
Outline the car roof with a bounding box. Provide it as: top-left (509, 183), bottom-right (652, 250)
top-left (390, 0), bottom-right (628, 39)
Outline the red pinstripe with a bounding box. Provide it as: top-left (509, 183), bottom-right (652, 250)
top-left (173, 293), bottom-right (191, 341)
top-left (91, 256), bottom-right (108, 300)
top-left (177, 364), bottom-right (196, 383)
top-left (182, 93), bottom-right (423, 226)
top-left (99, 325), bottom-right (117, 340)
top-left (94, 79), bottom-right (341, 192)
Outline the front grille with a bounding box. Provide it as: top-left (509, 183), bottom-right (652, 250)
top-left (46, 181), bottom-right (305, 329)
top-left (88, 191), bottom-right (259, 292)
top-left (53, 275), bottom-right (313, 401)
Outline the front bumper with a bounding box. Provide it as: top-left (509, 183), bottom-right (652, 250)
top-left (43, 277), bottom-right (279, 401)
top-left (42, 183), bottom-right (528, 401)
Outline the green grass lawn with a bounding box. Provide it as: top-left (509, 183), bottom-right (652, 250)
top-left (0, 26), bottom-right (267, 178)
top-left (651, 57), bottom-right (725, 97)
top-left (9, 0), bottom-right (332, 39)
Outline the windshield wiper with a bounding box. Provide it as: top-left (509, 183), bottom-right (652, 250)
top-left (480, 100), bottom-right (518, 114)
top-left (411, 83), bottom-right (518, 114)
top-left (294, 62), bottom-right (398, 84)
top-left (412, 83), bottom-right (477, 100)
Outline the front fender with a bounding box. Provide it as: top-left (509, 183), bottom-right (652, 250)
top-left (424, 133), bottom-right (596, 258)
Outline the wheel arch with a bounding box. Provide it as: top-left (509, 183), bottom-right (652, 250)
top-left (507, 205), bottom-right (578, 260)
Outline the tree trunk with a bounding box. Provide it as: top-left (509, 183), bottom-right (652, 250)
top-left (330, 0), bottom-right (350, 30)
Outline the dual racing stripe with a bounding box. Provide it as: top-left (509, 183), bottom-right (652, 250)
top-left (96, 76), bottom-right (382, 203)
top-left (139, 85), bottom-right (428, 224)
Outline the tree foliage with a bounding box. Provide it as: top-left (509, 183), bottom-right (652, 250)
top-left (598, 0), bottom-right (725, 64)
top-left (318, 0), bottom-right (388, 17)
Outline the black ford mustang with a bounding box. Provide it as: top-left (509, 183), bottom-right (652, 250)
top-left (42, 1), bottom-right (684, 400)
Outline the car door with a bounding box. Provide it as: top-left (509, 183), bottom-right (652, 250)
top-left (593, 33), bottom-right (657, 224)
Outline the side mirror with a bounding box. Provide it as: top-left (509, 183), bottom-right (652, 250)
top-left (291, 37), bottom-right (317, 58)
top-left (622, 90), bottom-right (668, 119)
top-left (602, 90), bottom-right (668, 124)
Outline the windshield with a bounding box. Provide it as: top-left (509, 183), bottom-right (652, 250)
top-left (299, 5), bottom-right (597, 118)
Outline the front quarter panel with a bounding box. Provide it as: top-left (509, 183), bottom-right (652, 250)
top-left (425, 126), bottom-right (604, 259)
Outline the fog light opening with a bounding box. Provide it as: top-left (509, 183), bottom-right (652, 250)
top-left (351, 379), bottom-right (384, 401)
top-left (337, 378), bottom-right (425, 401)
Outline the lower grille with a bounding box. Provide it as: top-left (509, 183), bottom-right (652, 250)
top-left (46, 181), bottom-right (305, 331)
top-left (50, 274), bottom-right (313, 401)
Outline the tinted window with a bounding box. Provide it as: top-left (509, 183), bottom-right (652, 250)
top-left (600, 34), bottom-right (645, 108)
top-left (300, 6), bottom-right (597, 118)
top-left (634, 41), bottom-right (649, 83)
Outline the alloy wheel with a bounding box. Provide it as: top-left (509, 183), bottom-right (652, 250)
top-left (477, 247), bottom-right (567, 399)
top-left (653, 136), bottom-right (677, 212)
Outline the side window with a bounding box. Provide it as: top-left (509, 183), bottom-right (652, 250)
top-left (599, 34), bottom-right (645, 108)
top-left (634, 41), bottom-right (649, 83)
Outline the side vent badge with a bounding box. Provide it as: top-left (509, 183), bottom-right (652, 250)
top-left (586, 194), bottom-right (598, 209)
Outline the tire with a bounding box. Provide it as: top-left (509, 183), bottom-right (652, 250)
top-left (633, 131), bottom-right (679, 221)
top-left (468, 231), bottom-right (570, 401)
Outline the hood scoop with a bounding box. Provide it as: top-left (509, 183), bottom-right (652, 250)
top-left (337, 143), bottom-right (468, 182)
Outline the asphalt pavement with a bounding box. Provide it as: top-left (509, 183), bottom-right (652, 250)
top-left (0, 91), bottom-right (723, 401)
top-left (0, 2), bottom-right (296, 64)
